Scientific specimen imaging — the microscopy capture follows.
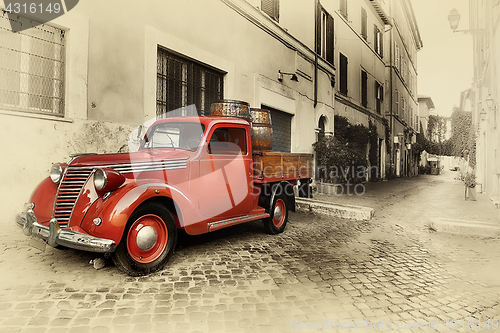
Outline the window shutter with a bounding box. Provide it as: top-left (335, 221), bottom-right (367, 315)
top-left (395, 45), bottom-right (399, 71)
top-left (361, 8), bottom-right (367, 40)
top-left (379, 30), bottom-right (384, 57)
top-left (361, 70), bottom-right (368, 107)
top-left (261, 0), bottom-right (279, 22)
top-left (375, 81), bottom-right (383, 114)
top-left (326, 14), bottom-right (334, 65)
top-left (340, 0), bottom-right (347, 18)
top-left (340, 53), bottom-right (348, 95)
top-left (316, 4), bottom-right (321, 54)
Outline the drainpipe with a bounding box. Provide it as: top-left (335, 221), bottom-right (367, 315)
top-left (387, 20), bottom-right (394, 179)
top-left (314, 0), bottom-right (319, 108)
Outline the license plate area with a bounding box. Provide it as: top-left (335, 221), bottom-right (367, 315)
top-left (29, 237), bottom-right (47, 252)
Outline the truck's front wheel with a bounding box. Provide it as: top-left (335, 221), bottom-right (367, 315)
top-left (264, 193), bottom-right (289, 234)
top-left (112, 202), bottom-right (177, 276)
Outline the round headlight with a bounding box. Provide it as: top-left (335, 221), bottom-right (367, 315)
top-left (49, 164), bottom-right (63, 183)
top-left (94, 169), bottom-right (107, 191)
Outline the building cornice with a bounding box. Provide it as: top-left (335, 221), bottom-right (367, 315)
top-left (369, 0), bottom-right (390, 25)
top-left (335, 93), bottom-right (387, 124)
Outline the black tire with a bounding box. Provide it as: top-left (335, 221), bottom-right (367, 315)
top-left (263, 193), bottom-right (289, 235)
top-left (112, 202), bottom-right (177, 276)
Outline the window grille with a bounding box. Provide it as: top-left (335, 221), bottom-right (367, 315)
top-left (0, 14), bottom-right (65, 116)
top-left (261, 0), bottom-right (279, 22)
top-left (156, 47), bottom-right (224, 118)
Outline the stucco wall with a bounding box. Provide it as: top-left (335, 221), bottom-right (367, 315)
top-left (0, 114), bottom-right (136, 223)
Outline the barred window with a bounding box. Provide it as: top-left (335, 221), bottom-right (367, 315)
top-left (0, 14), bottom-right (66, 116)
top-left (156, 47), bottom-right (224, 118)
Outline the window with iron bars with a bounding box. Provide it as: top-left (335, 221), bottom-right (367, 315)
top-left (0, 14), bottom-right (66, 116)
top-left (156, 47), bottom-right (224, 118)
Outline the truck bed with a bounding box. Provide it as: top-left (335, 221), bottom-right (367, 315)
top-left (253, 152), bottom-right (314, 183)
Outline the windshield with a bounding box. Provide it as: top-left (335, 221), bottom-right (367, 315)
top-left (142, 122), bottom-right (205, 151)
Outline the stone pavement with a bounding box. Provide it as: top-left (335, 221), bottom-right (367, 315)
top-left (1, 171), bottom-right (500, 333)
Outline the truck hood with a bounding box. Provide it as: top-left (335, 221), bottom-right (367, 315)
top-left (68, 150), bottom-right (190, 168)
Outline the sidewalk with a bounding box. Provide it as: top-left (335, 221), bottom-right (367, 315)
top-left (314, 170), bottom-right (499, 228)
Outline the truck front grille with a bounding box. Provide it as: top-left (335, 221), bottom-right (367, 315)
top-left (54, 168), bottom-right (93, 227)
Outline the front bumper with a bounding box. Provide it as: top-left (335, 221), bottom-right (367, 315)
top-left (16, 208), bottom-right (116, 253)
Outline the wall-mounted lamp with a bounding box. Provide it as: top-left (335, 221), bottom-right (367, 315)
top-left (486, 94), bottom-right (496, 110)
top-left (278, 70), bottom-right (299, 82)
top-left (448, 8), bottom-right (483, 35)
top-left (330, 75), bottom-right (335, 88)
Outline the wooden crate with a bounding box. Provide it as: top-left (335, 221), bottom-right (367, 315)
top-left (253, 152), bottom-right (314, 182)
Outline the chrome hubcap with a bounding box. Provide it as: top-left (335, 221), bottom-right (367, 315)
top-left (274, 205), bottom-right (282, 220)
top-left (136, 225), bottom-right (158, 251)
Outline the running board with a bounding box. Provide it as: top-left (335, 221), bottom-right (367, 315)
top-left (207, 213), bottom-right (270, 232)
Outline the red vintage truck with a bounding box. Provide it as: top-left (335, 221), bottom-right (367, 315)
top-left (17, 103), bottom-right (313, 276)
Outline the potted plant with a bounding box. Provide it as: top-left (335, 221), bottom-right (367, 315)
top-left (464, 172), bottom-right (477, 201)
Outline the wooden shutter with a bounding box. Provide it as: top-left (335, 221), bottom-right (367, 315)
top-left (316, 4), bottom-right (321, 54)
top-left (361, 8), bottom-right (367, 40)
top-left (326, 13), bottom-right (334, 65)
top-left (261, 0), bottom-right (279, 22)
top-left (340, 53), bottom-right (348, 95)
top-left (340, 0), bottom-right (347, 18)
top-left (379, 30), bottom-right (384, 57)
top-left (361, 70), bottom-right (368, 107)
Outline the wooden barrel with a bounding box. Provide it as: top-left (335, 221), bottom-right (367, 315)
top-left (209, 100), bottom-right (251, 122)
top-left (250, 108), bottom-right (273, 151)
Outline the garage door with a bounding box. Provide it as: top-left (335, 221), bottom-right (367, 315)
top-left (263, 105), bottom-right (292, 153)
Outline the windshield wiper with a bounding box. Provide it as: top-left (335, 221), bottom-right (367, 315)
top-left (166, 133), bottom-right (176, 150)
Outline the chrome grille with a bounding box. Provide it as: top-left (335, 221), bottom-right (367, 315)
top-left (54, 168), bottom-right (93, 227)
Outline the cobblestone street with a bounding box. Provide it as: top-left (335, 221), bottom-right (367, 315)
top-left (1, 172), bottom-right (500, 333)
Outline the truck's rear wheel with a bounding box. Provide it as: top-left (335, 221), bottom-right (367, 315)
top-left (264, 193), bottom-right (289, 234)
top-left (112, 202), bottom-right (177, 276)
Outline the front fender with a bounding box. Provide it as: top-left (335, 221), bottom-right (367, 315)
top-left (29, 177), bottom-right (59, 224)
top-left (80, 180), bottom-right (204, 244)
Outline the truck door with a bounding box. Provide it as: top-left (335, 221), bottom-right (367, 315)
top-left (198, 125), bottom-right (253, 218)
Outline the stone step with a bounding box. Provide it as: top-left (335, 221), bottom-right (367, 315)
top-left (295, 197), bottom-right (374, 221)
top-left (430, 217), bottom-right (500, 236)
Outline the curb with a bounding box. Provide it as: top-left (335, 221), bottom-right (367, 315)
top-left (295, 197), bottom-right (374, 221)
top-left (430, 217), bottom-right (500, 236)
